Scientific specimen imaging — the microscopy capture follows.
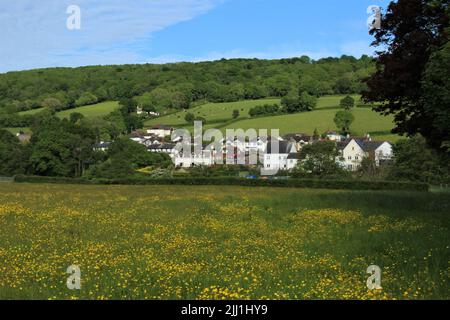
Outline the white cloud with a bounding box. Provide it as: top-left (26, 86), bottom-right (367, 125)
top-left (0, 0), bottom-right (223, 72)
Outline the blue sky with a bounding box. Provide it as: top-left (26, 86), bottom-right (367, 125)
top-left (0, 0), bottom-right (390, 73)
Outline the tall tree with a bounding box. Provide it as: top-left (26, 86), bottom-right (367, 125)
top-left (340, 95), bottom-right (355, 110)
top-left (421, 34), bottom-right (450, 152)
top-left (0, 130), bottom-right (28, 176)
top-left (334, 111), bottom-right (355, 135)
top-left (293, 141), bottom-right (346, 178)
top-left (363, 0), bottom-right (449, 152)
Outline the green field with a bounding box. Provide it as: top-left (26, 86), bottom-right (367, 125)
top-left (145, 98), bottom-right (282, 127)
top-left (18, 108), bottom-right (45, 116)
top-left (145, 95), bottom-right (400, 141)
top-left (0, 183), bottom-right (448, 300)
top-left (3, 127), bottom-right (32, 135)
top-left (8, 96), bottom-right (401, 142)
top-left (18, 101), bottom-right (119, 119)
top-left (57, 101), bottom-right (120, 119)
top-left (219, 108), bottom-right (395, 137)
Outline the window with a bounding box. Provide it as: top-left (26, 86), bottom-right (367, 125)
top-left (348, 156), bottom-right (352, 160)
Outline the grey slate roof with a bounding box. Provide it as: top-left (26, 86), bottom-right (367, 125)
top-left (337, 139), bottom-right (387, 152)
top-left (151, 125), bottom-right (173, 130)
top-left (266, 141), bottom-right (293, 154)
top-left (95, 141), bottom-right (112, 148)
top-left (355, 140), bottom-right (385, 152)
top-left (287, 153), bottom-right (302, 160)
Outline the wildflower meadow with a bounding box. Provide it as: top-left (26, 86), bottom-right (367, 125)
top-left (0, 183), bottom-right (448, 300)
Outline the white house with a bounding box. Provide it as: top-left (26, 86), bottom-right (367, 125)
top-left (325, 130), bottom-right (343, 142)
top-left (136, 106), bottom-right (145, 115)
top-left (174, 150), bottom-right (214, 168)
top-left (263, 141), bottom-right (298, 172)
top-left (93, 141), bottom-right (112, 152)
top-left (337, 139), bottom-right (393, 171)
top-left (283, 133), bottom-right (314, 151)
top-left (286, 153), bottom-right (302, 170)
top-left (148, 143), bottom-right (178, 156)
top-left (147, 125), bottom-right (173, 138)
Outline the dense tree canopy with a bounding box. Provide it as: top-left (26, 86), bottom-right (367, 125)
top-left (363, 0), bottom-right (449, 153)
top-left (340, 95), bottom-right (355, 110)
top-left (388, 136), bottom-right (450, 184)
top-left (0, 56), bottom-right (374, 116)
top-left (292, 141), bottom-right (347, 178)
top-left (0, 130), bottom-right (28, 176)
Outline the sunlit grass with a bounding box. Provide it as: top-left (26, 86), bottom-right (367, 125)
top-left (0, 183), bottom-right (448, 300)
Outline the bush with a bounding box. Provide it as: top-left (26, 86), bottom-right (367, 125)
top-left (13, 175), bottom-right (95, 185)
top-left (13, 175), bottom-right (429, 191)
top-left (248, 104), bottom-right (280, 117)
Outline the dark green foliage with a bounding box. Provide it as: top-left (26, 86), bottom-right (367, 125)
top-left (389, 136), bottom-right (450, 184)
top-left (363, 0), bottom-right (449, 153)
top-left (185, 112), bottom-right (206, 124)
top-left (0, 56), bottom-right (373, 115)
top-left (281, 92), bottom-right (317, 113)
top-left (340, 95), bottom-right (355, 110)
top-left (69, 112), bottom-right (84, 124)
top-left (334, 110), bottom-right (355, 134)
top-left (184, 112), bottom-right (195, 124)
top-left (27, 115), bottom-right (97, 177)
top-left (0, 130), bottom-right (28, 176)
top-left (13, 175), bottom-right (429, 192)
top-left (232, 109), bottom-right (240, 119)
top-left (41, 98), bottom-right (63, 111)
top-left (85, 138), bottom-right (172, 179)
top-left (421, 37), bottom-right (450, 152)
top-left (292, 141), bottom-right (348, 178)
top-left (248, 103), bottom-right (280, 117)
top-left (75, 92), bottom-right (98, 107)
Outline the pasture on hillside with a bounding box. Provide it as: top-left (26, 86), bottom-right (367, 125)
top-left (220, 108), bottom-right (396, 138)
top-left (18, 101), bottom-right (119, 119)
top-left (145, 95), bottom-right (400, 142)
top-left (145, 95), bottom-right (357, 127)
top-left (145, 98), bottom-right (282, 127)
top-left (4, 127), bottom-right (32, 135)
top-left (0, 183), bottom-right (448, 300)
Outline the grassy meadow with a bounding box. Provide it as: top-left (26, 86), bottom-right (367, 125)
top-left (145, 95), bottom-right (400, 142)
top-left (7, 95), bottom-right (401, 142)
top-left (145, 98), bottom-right (282, 127)
top-left (18, 101), bottom-right (119, 119)
top-left (4, 127), bottom-right (32, 135)
top-left (0, 183), bottom-right (448, 300)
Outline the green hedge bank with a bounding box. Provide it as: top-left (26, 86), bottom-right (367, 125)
top-left (13, 175), bottom-right (429, 192)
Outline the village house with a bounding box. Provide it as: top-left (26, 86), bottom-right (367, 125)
top-left (93, 141), bottom-right (112, 152)
top-left (147, 143), bottom-right (178, 156)
top-left (146, 125), bottom-right (173, 138)
top-left (283, 133), bottom-right (314, 151)
top-left (263, 140), bottom-right (298, 171)
top-left (136, 106), bottom-right (160, 117)
top-left (174, 150), bottom-right (214, 168)
top-left (130, 126), bottom-right (393, 174)
top-left (337, 139), bottom-right (393, 171)
top-left (325, 130), bottom-right (344, 142)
